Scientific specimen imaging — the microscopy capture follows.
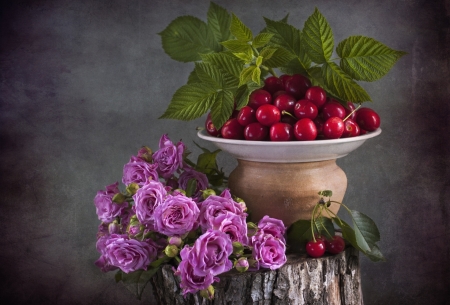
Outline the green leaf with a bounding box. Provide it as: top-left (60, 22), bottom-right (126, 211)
top-left (287, 219), bottom-right (312, 245)
top-left (230, 13), bottom-right (253, 41)
top-left (234, 83), bottom-right (260, 109)
top-left (262, 47), bottom-right (295, 68)
top-left (350, 209), bottom-right (381, 247)
top-left (159, 16), bottom-right (219, 62)
top-left (251, 66), bottom-right (261, 85)
top-left (196, 147), bottom-right (221, 174)
top-left (302, 8), bottom-right (334, 63)
top-left (194, 62), bottom-right (223, 88)
top-left (315, 216), bottom-right (335, 238)
top-left (259, 47), bottom-right (278, 61)
top-left (120, 267), bottom-right (160, 300)
top-left (321, 62), bottom-right (371, 102)
top-left (207, 2), bottom-right (232, 45)
top-left (221, 39), bottom-right (253, 53)
top-left (187, 68), bottom-right (201, 84)
top-left (318, 190), bottom-right (333, 197)
top-left (363, 243), bottom-right (386, 262)
top-left (252, 32), bottom-right (274, 48)
top-left (185, 178), bottom-right (198, 197)
top-left (239, 66), bottom-right (256, 86)
top-left (210, 90), bottom-right (235, 129)
top-left (159, 83), bottom-right (217, 121)
top-left (337, 35), bottom-right (407, 81)
top-left (233, 49), bottom-right (253, 63)
top-left (201, 52), bottom-right (244, 79)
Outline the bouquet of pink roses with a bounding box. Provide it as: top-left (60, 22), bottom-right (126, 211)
top-left (93, 134), bottom-right (287, 299)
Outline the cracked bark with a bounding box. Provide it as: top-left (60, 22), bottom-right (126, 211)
top-left (151, 247), bottom-right (363, 305)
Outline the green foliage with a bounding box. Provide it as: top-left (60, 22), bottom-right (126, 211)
top-left (286, 190), bottom-right (385, 262)
top-left (158, 1), bottom-right (406, 128)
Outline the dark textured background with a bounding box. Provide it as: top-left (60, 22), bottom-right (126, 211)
top-left (1, 0), bottom-right (449, 304)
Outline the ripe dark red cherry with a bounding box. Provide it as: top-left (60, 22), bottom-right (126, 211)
top-left (344, 102), bottom-right (357, 121)
top-left (294, 118), bottom-right (317, 141)
top-left (294, 99), bottom-right (318, 120)
top-left (284, 74), bottom-right (312, 100)
top-left (263, 76), bottom-right (284, 95)
top-left (321, 101), bottom-right (346, 120)
top-left (279, 74), bottom-right (292, 87)
top-left (221, 118), bottom-right (244, 139)
top-left (305, 86), bottom-right (327, 109)
top-left (237, 106), bottom-right (257, 126)
top-left (313, 117), bottom-right (325, 136)
top-left (248, 89), bottom-right (272, 110)
top-left (244, 122), bottom-right (269, 141)
top-left (342, 119), bottom-right (361, 138)
top-left (270, 122), bottom-right (294, 141)
top-left (205, 113), bottom-right (221, 137)
top-left (355, 107), bottom-right (380, 131)
top-left (256, 104), bottom-right (281, 126)
top-left (306, 239), bottom-right (326, 258)
top-left (323, 117), bottom-right (345, 139)
top-left (280, 114), bottom-right (297, 125)
top-left (273, 94), bottom-right (296, 113)
top-left (324, 235), bottom-right (346, 254)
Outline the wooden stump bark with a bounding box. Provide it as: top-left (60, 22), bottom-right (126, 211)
top-left (150, 247), bottom-right (363, 305)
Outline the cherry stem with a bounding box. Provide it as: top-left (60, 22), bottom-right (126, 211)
top-left (282, 110), bottom-right (296, 119)
top-left (343, 103), bottom-right (362, 122)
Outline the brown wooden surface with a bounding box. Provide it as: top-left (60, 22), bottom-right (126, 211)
top-left (150, 247), bottom-right (363, 305)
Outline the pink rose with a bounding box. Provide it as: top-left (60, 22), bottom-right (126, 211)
top-left (152, 134), bottom-right (185, 179)
top-left (122, 156), bottom-right (159, 186)
top-left (94, 182), bottom-right (128, 223)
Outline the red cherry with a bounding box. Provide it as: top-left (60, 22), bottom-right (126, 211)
top-left (270, 122), bottom-right (294, 141)
top-left (342, 119), bottom-right (361, 138)
top-left (263, 76), bottom-right (284, 95)
top-left (273, 94), bottom-right (296, 113)
top-left (272, 90), bottom-right (287, 100)
top-left (244, 122), bottom-right (269, 141)
top-left (256, 104), bottom-right (281, 126)
top-left (280, 114), bottom-right (297, 125)
top-left (313, 117), bottom-right (325, 136)
top-left (305, 86), bottom-right (327, 109)
top-left (306, 239), bottom-right (326, 258)
top-left (323, 117), bottom-right (345, 139)
top-left (221, 118), bottom-right (244, 139)
top-left (294, 99), bottom-right (318, 120)
top-left (344, 102), bottom-right (357, 121)
top-left (279, 74), bottom-right (292, 87)
top-left (321, 100), bottom-right (346, 120)
top-left (248, 89), bottom-right (272, 110)
top-left (205, 113), bottom-right (221, 137)
top-left (294, 118), bottom-right (317, 141)
top-left (237, 106), bottom-right (257, 126)
top-left (324, 235), bottom-right (346, 254)
top-left (355, 107), bottom-right (380, 131)
top-left (284, 74), bottom-right (312, 100)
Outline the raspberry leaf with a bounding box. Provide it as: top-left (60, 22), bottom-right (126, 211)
top-left (207, 2), bottom-right (232, 46)
top-left (302, 8), bottom-right (334, 64)
top-left (201, 52), bottom-right (243, 81)
top-left (234, 83), bottom-right (260, 109)
top-left (210, 90), bottom-right (235, 129)
top-left (159, 83), bottom-right (217, 121)
top-left (252, 32), bottom-right (274, 48)
top-left (230, 13), bottom-right (253, 42)
top-left (337, 35), bottom-right (407, 82)
top-left (158, 16), bottom-right (219, 62)
top-left (321, 62), bottom-right (372, 102)
top-left (221, 39), bottom-right (253, 53)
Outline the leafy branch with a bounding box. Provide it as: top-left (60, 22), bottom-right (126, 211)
top-left (158, 2), bottom-right (405, 129)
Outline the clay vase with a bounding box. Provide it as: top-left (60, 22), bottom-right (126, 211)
top-left (228, 159), bottom-right (347, 228)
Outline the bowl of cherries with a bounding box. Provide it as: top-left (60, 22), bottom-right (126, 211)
top-left (199, 74), bottom-right (381, 163)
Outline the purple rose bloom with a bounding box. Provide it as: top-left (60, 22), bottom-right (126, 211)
top-left (175, 256), bottom-right (218, 296)
top-left (133, 179), bottom-right (167, 226)
top-left (153, 194), bottom-right (200, 236)
top-left (198, 191), bottom-right (247, 232)
top-left (209, 212), bottom-right (248, 245)
top-left (251, 233), bottom-right (287, 270)
top-left (99, 234), bottom-right (158, 274)
top-left (178, 167), bottom-right (209, 202)
top-left (152, 134), bottom-right (185, 179)
top-left (122, 156), bottom-right (159, 187)
top-left (181, 230), bottom-right (233, 276)
top-left (94, 182), bottom-right (128, 223)
top-left (257, 215), bottom-right (286, 242)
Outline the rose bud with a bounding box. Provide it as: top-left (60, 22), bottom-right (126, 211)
top-left (112, 193), bottom-right (127, 204)
top-left (199, 285), bottom-right (215, 300)
top-left (108, 220), bottom-right (121, 234)
top-left (247, 222), bottom-right (258, 236)
top-left (137, 146), bottom-right (153, 162)
top-left (234, 196), bottom-right (247, 212)
top-left (202, 189), bottom-right (216, 200)
top-left (126, 183), bottom-right (140, 196)
top-left (168, 236), bottom-right (183, 247)
top-left (234, 257), bottom-right (249, 273)
top-left (164, 244), bottom-right (179, 258)
top-left (232, 241), bottom-right (245, 256)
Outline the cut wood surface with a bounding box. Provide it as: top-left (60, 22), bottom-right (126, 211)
top-left (151, 247), bottom-right (363, 305)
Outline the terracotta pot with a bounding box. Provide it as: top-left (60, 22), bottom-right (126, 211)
top-left (228, 159), bottom-right (347, 227)
top-left (197, 129), bottom-right (381, 227)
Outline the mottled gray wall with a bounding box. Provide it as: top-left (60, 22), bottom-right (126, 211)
top-left (1, 0), bottom-right (449, 304)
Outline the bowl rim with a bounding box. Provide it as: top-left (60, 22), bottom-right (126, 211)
top-left (197, 128), bottom-right (382, 146)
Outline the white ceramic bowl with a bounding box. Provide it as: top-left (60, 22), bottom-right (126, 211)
top-left (197, 128), bottom-right (382, 163)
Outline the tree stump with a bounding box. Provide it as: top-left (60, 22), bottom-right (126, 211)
top-left (150, 247), bottom-right (363, 305)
